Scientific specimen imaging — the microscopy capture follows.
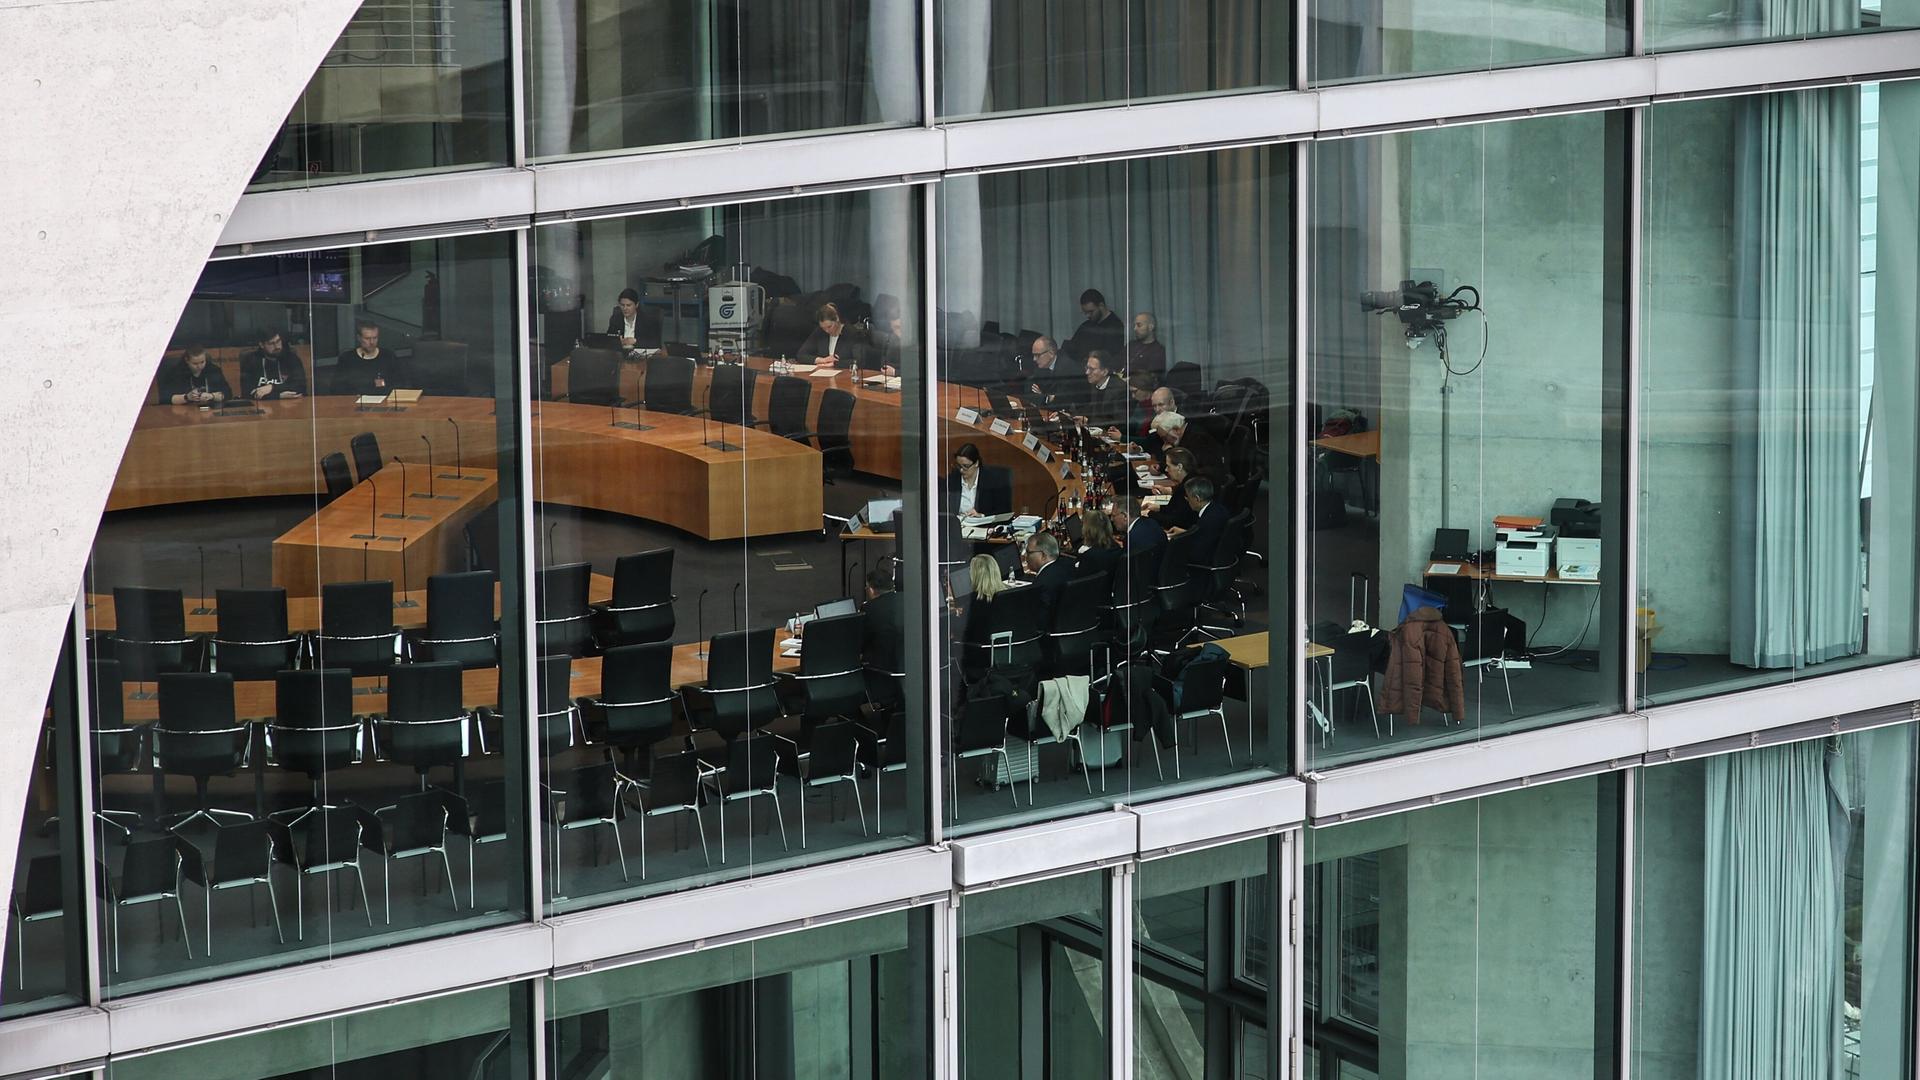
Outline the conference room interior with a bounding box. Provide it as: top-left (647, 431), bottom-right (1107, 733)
top-left (935, 144), bottom-right (1291, 833)
top-left (73, 233), bottom-right (532, 995)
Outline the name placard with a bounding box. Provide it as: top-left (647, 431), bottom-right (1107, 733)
top-left (955, 407), bottom-right (981, 425)
top-left (1021, 433), bottom-right (1040, 451)
top-left (989, 418), bottom-right (1012, 436)
top-left (1059, 462), bottom-right (1073, 479)
top-left (1036, 446), bottom-right (1053, 463)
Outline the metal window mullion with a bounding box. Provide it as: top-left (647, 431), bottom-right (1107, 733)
top-left (512, 226), bottom-right (547, 921)
top-left (68, 595), bottom-right (103, 1006)
top-left (932, 894), bottom-right (959, 1080)
top-left (1614, 767), bottom-right (1638, 1080)
top-left (920, 0), bottom-right (938, 127)
top-left (922, 181), bottom-right (946, 845)
top-left (1293, 0), bottom-right (1310, 89)
top-left (1290, 138), bottom-right (1311, 774)
top-left (507, 0), bottom-right (528, 168)
top-left (1622, 105), bottom-right (1645, 716)
top-left (1109, 862), bottom-right (1137, 1080)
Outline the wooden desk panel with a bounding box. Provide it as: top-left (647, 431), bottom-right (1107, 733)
top-left (273, 468), bottom-right (499, 597)
top-left (532, 403), bottom-right (820, 539)
top-left (85, 576), bottom-right (612, 635)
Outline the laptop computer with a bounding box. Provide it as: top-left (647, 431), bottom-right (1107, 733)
top-left (1431, 527), bottom-right (1472, 560)
top-left (814, 598), bottom-right (858, 619)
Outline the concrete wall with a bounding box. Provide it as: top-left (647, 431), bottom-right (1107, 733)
top-left (0, 0), bottom-right (365, 944)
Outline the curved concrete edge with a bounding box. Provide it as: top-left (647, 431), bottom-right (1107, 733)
top-left (0, 0), bottom-right (364, 925)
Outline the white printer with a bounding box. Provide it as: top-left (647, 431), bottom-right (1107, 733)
top-left (1557, 537), bottom-right (1601, 581)
top-left (1494, 523), bottom-right (1556, 577)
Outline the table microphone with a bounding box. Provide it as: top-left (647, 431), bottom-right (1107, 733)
top-left (362, 540), bottom-right (371, 581)
top-left (394, 455), bottom-right (415, 508)
top-left (420, 435), bottom-right (440, 499)
top-left (396, 539), bottom-right (417, 608)
top-left (695, 588), bottom-right (710, 660)
top-left (444, 417), bottom-right (467, 480)
top-left (352, 472), bottom-right (380, 540)
top-left (191, 545), bottom-right (214, 615)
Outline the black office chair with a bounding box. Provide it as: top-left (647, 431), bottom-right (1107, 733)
top-left (199, 818), bottom-right (296, 954)
top-left (639, 750), bottom-right (714, 868)
top-left (367, 791), bottom-right (460, 922)
top-left (586, 642), bottom-right (677, 794)
top-left (315, 580), bottom-right (399, 677)
top-left (412, 570), bottom-right (498, 668)
top-left (1045, 574), bottom-right (1109, 677)
top-left (350, 432), bottom-right (383, 484)
top-left (776, 612), bottom-right (868, 736)
top-left (760, 375), bottom-right (813, 441)
top-left (536, 561), bottom-right (595, 658)
top-left (112, 586), bottom-right (198, 694)
top-left (292, 806), bottom-right (374, 937)
top-left (536, 653), bottom-right (585, 756)
top-left (1107, 544), bottom-right (1163, 650)
top-left (1164, 362), bottom-right (1204, 403)
top-left (706, 364), bottom-right (757, 430)
top-left (153, 672), bottom-right (251, 830)
top-left (642, 353), bottom-right (696, 415)
top-left (268, 668), bottom-right (360, 826)
top-left (594, 550), bottom-right (674, 647)
top-left (1184, 512), bottom-right (1252, 645)
top-left (948, 695), bottom-right (1016, 821)
top-left (213, 587), bottom-right (298, 681)
top-left (552, 761), bottom-right (633, 886)
top-left (793, 720), bottom-right (868, 837)
top-left (10, 854), bottom-right (66, 989)
top-left (975, 584), bottom-right (1047, 672)
top-left (1166, 654), bottom-right (1234, 771)
top-left (1150, 531), bottom-right (1201, 655)
top-left (108, 836), bottom-right (196, 970)
top-left (462, 781), bottom-right (510, 909)
top-left (815, 389), bottom-right (856, 483)
top-left (689, 627), bottom-right (781, 743)
top-left (88, 658), bottom-right (146, 838)
top-left (567, 344), bottom-right (624, 407)
top-left (411, 339), bottom-right (471, 396)
top-left (715, 730), bottom-right (794, 861)
top-left (379, 660), bottom-right (469, 791)
top-left (321, 452), bottom-right (355, 504)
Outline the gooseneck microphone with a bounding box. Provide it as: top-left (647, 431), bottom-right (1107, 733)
top-left (695, 588), bottom-right (710, 660)
top-left (419, 435), bottom-right (438, 499)
top-left (191, 545), bottom-right (214, 615)
top-left (394, 455), bottom-right (413, 507)
top-left (445, 417), bottom-right (466, 480)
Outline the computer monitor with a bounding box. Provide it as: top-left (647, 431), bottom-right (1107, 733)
top-left (862, 498), bottom-right (904, 523)
top-left (814, 598), bottom-right (858, 620)
top-left (947, 566), bottom-right (973, 599)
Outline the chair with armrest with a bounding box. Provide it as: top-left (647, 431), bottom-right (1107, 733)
top-left (9, 854), bottom-right (67, 988)
top-left (688, 627), bottom-right (781, 743)
top-left (760, 375), bottom-right (813, 441)
top-left (815, 389), bottom-right (857, 484)
top-left (267, 668), bottom-right (361, 827)
top-left (213, 587), bottom-right (298, 681)
top-left (89, 658), bottom-right (147, 837)
top-left (108, 835), bottom-right (195, 970)
top-left (1167, 654), bottom-right (1233, 771)
top-left (411, 570), bottom-right (498, 668)
top-left (586, 642), bottom-right (678, 798)
top-left (535, 561), bottom-right (595, 658)
top-left (292, 806), bottom-right (373, 938)
top-left (378, 660), bottom-right (470, 791)
top-left (706, 363), bottom-right (757, 429)
top-left (321, 452), bottom-right (354, 505)
top-left (112, 586), bottom-right (199, 694)
top-left (153, 672), bottom-right (250, 830)
top-left (642, 353), bottom-right (697, 415)
top-left (350, 431), bottom-right (383, 484)
top-left (199, 818), bottom-right (295, 955)
top-left (713, 730), bottom-right (796, 861)
top-left (536, 653), bottom-right (585, 756)
top-left (368, 791), bottom-right (460, 922)
top-left (776, 611), bottom-right (868, 738)
top-left (551, 761), bottom-right (634, 889)
top-left (639, 750), bottom-right (714, 869)
top-left (1045, 573), bottom-right (1109, 677)
top-left (314, 580), bottom-right (399, 677)
top-left (594, 550), bottom-right (675, 647)
top-left (948, 696), bottom-right (1016, 822)
top-left (566, 344), bottom-right (624, 407)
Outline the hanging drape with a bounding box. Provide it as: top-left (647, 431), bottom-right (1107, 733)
top-left (1727, 83), bottom-right (1863, 669)
top-left (1699, 738), bottom-right (1847, 1080)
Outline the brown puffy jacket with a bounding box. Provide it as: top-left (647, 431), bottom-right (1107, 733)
top-left (1379, 606), bottom-right (1466, 722)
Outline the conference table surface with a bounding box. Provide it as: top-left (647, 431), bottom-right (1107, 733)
top-left (116, 639), bottom-right (801, 724)
top-left (115, 395), bottom-right (822, 541)
top-left (85, 575), bottom-right (614, 635)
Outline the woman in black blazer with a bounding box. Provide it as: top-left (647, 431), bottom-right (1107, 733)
top-left (1072, 509), bottom-right (1125, 584)
top-left (796, 302), bottom-right (880, 371)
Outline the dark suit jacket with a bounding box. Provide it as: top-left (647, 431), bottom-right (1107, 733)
top-left (1064, 312), bottom-right (1125, 364)
top-left (1179, 427), bottom-right (1231, 483)
top-left (1024, 364), bottom-right (1078, 411)
top-left (946, 466), bottom-right (1013, 518)
top-left (1126, 517), bottom-right (1167, 558)
top-left (606, 307), bottom-right (662, 348)
top-left (862, 589), bottom-right (906, 675)
top-left (330, 349), bottom-right (410, 397)
top-left (239, 349), bottom-right (308, 399)
top-left (797, 326), bottom-right (878, 370)
top-left (1154, 481), bottom-right (1198, 531)
top-left (1073, 544), bottom-right (1124, 585)
top-left (1031, 558), bottom-right (1074, 619)
top-left (1185, 501), bottom-right (1229, 568)
top-left (1081, 377), bottom-right (1129, 427)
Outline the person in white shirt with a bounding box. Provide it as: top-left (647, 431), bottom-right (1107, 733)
top-left (606, 288), bottom-right (654, 350)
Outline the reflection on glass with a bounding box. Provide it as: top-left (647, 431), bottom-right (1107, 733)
top-left (1305, 775), bottom-right (1623, 1077)
top-left (527, 1), bottom-right (919, 161)
top-left (1640, 83), bottom-right (1916, 707)
top-left (936, 146), bottom-right (1290, 836)
top-left (86, 235), bottom-right (526, 996)
top-left (1307, 111), bottom-right (1628, 768)
top-left (961, 873), bottom-right (1109, 1080)
top-left (1633, 728), bottom-right (1917, 1079)
top-left (250, 0), bottom-right (510, 188)
top-left (3, 633), bottom-right (84, 1018)
top-left (530, 187), bottom-right (926, 910)
top-left (547, 909), bottom-right (929, 1078)
top-left (104, 982), bottom-right (524, 1079)
top-left (938, 0), bottom-right (1288, 119)
top-left (1135, 840), bottom-right (1275, 1078)
top-left (1648, 0), bottom-right (1914, 50)
top-left (1310, 0), bottom-right (1626, 84)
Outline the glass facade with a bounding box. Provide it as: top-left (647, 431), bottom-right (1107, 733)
top-left (83, 234), bottom-right (528, 995)
top-left (12, 4), bottom-right (1920, 1076)
top-left (1632, 728), bottom-right (1918, 1079)
top-left (937, 0), bottom-right (1290, 119)
top-left (1307, 110), bottom-right (1630, 768)
top-left (936, 145), bottom-right (1291, 834)
top-left (526, 1), bottom-right (921, 161)
top-left (1640, 82), bottom-right (1919, 707)
top-left (249, 0), bottom-right (511, 189)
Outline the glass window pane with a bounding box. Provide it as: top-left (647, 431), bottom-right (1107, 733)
top-left (938, 0), bottom-right (1289, 120)
top-left (1632, 728), bottom-right (1917, 1079)
top-left (89, 235), bottom-right (528, 996)
top-left (4, 625), bottom-right (85, 1018)
top-left (1306, 111), bottom-right (1628, 769)
top-left (1640, 83), bottom-right (1917, 708)
top-left (1309, 0), bottom-right (1626, 84)
top-left (1135, 840), bottom-right (1274, 1079)
top-left (961, 873), bottom-right (1109, 1080)
top-left (1305, 775), bottom-right (1623, 1077)
top-left (529, 187), bottom-right (927, 910)
top-left (104, 982), bottom-right (526, 1079)
top-left (935, 146), bottom-right (1292, 835)
top-left (528, 2), bottom-right (920, 161)
top-left (250, 0), bottom-right (511, 189)
top-left (546, 909), bottom-right (929, 1078)
top-left (1648, 0), bottom-right (1915, 51)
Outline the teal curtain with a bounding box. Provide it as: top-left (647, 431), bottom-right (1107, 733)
top-left (1727, 85), bottom-right (1864, 669)
top-left (1699, 739), bottom-right (1846, 1080)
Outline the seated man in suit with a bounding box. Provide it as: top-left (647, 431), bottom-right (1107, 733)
top-left (158, 344), bottom-right (232, 405)
top-left (1151, 410), bottom-right (1229, 483)
top-left (1078, 350), bottom-right (1129, 428)
top-left (947, 442), bottom-right (1013, 519)
top-left (1172, 475), bottom-right (1230, 575)
top-left (797, 302), bottom-right (878, 371)
top-left (331, 321), bottom-right (410, 396)
top-left (861, 564), bottom-right (907, 702)
top-left (606, 288), bottom-right (661, 351)
top-left (1023, 334), bottom-right (1078, 413)
top-left (239, 328), bottom-right (307, 400)
top-left (1022, 531), bottom-right (1074, 619)
top-left (1108, 495), bottom-right (1167, 560)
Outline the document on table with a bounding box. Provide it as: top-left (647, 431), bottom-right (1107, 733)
top-left (810, 369), bottom-right (842, 378)
top-left (1427, 562), bottom-right (1464, 576)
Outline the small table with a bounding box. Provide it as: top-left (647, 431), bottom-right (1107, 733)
top-left (272, 468), bottom-right (499, 597)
